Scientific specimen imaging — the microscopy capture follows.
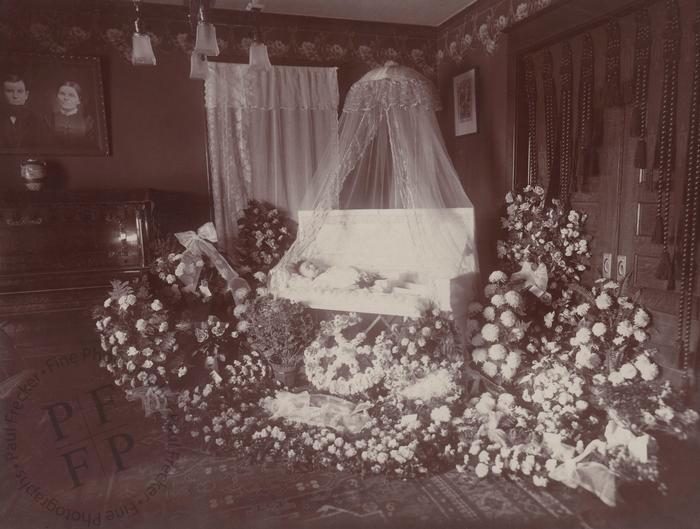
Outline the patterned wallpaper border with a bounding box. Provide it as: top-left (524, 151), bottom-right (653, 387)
top-left (0, 1), bottom-right (438, 79)
top-left (437, 0), bottom-right (558, 62)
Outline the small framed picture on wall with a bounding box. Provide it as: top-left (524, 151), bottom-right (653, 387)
top-left (453, 68), bottom-right (477, 136)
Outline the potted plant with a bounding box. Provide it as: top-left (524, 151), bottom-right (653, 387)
top-left (244, 294), bottom-right (317, 388)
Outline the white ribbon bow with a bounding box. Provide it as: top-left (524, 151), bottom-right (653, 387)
top-left (511, 261), bottom-right (549, 299)
top-left (174, 222), bottom-right (249, 298)
top-left (544, 433), bottom-right (617, 507)
top-left (263, 390), bottom-right (371, 434)
top-left (604, 419), bottom-right (649, 463)
top-left (125, 386), bottom-right (175, 417)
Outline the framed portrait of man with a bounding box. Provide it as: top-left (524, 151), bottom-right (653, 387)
top-left (453, 68), bottom-right (478, 136)
top-left (0, 53), bottom-right (109, 156)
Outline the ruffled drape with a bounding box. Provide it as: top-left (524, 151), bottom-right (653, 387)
top-left (204, 64), bottom-right (339, 254)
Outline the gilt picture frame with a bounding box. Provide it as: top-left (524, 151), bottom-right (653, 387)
top-left (0, 53), bottom-right (109, 156)
top-left (453, 68), bottom-right (477, 136)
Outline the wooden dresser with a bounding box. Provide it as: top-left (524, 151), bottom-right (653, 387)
top-left (0, 189), bottom-right (209, 377)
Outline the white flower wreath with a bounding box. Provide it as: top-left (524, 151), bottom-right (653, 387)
top-left (304, 313), bottom-right (391, 397)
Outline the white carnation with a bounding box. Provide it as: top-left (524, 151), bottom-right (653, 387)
top-left (483, 306), bottom-right (496, 321)
top-left (619, 363), bottom-right (638, 380)
top-left (616, 320), bottom-right (634, 338)
top-left (591, 322), bottom-right (607, 337)
top-left (574, 327), bottom-right (592, 344)
top-left (430, 406), bottom-right (452, 424)
top-left (633, 309), bottom-right (650, 328)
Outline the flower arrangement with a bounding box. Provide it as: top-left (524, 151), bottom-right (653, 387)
top-left (304, 313), bottom-right (392, 397)
top-left (382, 309), bottom-right (463, 401)
top-left (456, 392), bottom-right (551, 487)
top-left (497, 185), bottom-right (590, 286)
top-left (520, 358), bottom-right (605, 447)
top-left (94, 278), bottom-right (174, 390)
top-left (466, 271), bottom-right (529, 385)
top-left (177, 350), bottom-right (276, 452)
top-left (93, 226), bottom-right (253, 414)
top-left (236, 200), bottom-right (295, 278)
top-left (545, 279), bottom-right (652, 373)
top-left (244, 294), bottom-right (317, 367)
top-left (593, 376), bottom-right (699, 440)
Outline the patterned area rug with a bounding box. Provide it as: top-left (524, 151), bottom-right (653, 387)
top-left (2, 359), bottom-right (698, 529)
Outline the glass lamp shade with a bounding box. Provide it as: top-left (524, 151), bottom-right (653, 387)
top-left (249, 42), bottom-right (272, 70)
top-left (194, 22), bottom-right (220, 56)
top-left (131, 33), bottom-right (157, 65)
top-left (190, 53), bottom-right (209, 80)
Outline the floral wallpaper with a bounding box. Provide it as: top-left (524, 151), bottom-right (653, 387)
top-left (437, 0), bottom-right (558, 63)
top-left (0, 2), bottom-right (437, 79)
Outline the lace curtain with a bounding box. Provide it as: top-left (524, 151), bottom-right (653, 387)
top-left (204, 64), bottom-right (339, 253)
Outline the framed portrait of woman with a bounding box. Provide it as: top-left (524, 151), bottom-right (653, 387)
top-left (453, 68), bottom-right (478, 136)
top-left (0, 53), bottom-right (109, 155)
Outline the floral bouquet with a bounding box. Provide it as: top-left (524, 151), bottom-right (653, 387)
top-left (593, 375), bottom-right (699, 441)
top-left (466, 271), bottom-right (530, 385)
top-left (546, 279), bottom-right (652, 373)
top-left (177, 350), bottom-right (276, 452)
top-left (456, 392), bottom-right (551, 487)
top-left (236, 200), bottom-right (295, 278)
top-left (520, 357), bottom-right (606, 447)
top-left (382, 309), bottom-right (463, 402)
top-left (496, 185), bottom-right (590, 287)
top-left (244, 294), bottom-right (317, 369)
top-left (93, 278), bottom-right (176, 391)
top-left (304, 313), bottom-right (392, 397)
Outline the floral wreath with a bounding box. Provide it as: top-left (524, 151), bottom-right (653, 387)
top-left (304, 313), bottom-right (391, 397)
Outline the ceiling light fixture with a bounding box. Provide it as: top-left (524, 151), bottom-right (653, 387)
top-left (247, 1), bottom-right (271, 70)
top-left (131, 0), bottom-right (157, 65)
top-left (194, 1), bottom-right (220, 57)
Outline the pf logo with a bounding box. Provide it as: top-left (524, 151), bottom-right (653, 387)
top-left (42, 384), bottom-right (135, 489)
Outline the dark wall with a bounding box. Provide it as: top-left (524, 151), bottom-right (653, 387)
top-left (437, 16), bottom-right (510, 274)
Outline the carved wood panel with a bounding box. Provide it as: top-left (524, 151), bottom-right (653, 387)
top-left (510, 0), bottom-right (700, 371)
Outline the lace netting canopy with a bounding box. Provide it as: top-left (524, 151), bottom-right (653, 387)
top-left (271, 61), bottom-right (479, 317)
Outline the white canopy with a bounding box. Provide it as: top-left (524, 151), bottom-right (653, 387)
top-left (271, 61), bottom-right (479, 316)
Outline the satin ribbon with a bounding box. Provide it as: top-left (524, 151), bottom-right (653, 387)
top-left (544, 433), bottom-right (617, 507)
top-left (125, 386), bottom-right (174, 417)
top-left (604, 419), bottom-right (649, 463)
top-left (263, 390), bottom-right (371, 434)
top-left (510, 261), bottom-right (549, 299)
top-left (477, 411), bottom-right (509, 447)
top-left (174, 222), bottom-right (249, 297)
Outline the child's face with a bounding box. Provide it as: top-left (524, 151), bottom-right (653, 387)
top-left (299, 260), bottom-right (320, 279)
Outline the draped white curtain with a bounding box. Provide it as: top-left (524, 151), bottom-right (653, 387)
top-left (204, 64), bottom-right (339, 253)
